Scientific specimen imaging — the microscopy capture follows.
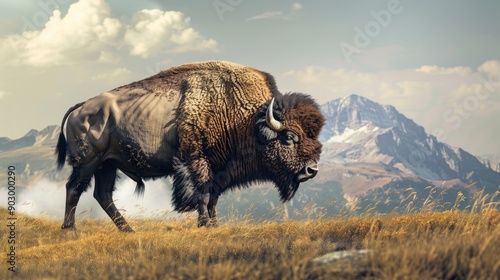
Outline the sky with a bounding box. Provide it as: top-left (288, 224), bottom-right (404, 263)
top-left (0, 0), bottom-right (499, 157)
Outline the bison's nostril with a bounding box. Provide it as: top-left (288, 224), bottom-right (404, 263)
top-left (298, 164), bottom-right (318, 182)
top-left (306, 165), bottom-right (318, 176)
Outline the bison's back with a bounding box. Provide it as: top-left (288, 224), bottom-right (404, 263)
top-left (114, 60), bottom-right (276, 158)
top-left (65, 61), bottom-right (277, 176)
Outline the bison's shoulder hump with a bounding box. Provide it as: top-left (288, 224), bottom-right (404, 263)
top-left (154, 61), bottom-right (274, 84)
top-left (159, 61), bottom-right (248, 75)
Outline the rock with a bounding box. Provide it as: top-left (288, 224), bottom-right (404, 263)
top-left (312, 249), bottom-right (371, 265)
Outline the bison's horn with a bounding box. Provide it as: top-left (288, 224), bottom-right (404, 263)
top-left (266, 98), bottom-right (283, 131)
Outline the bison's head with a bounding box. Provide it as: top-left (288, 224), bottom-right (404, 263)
top-left (255, 93), bottom-right (325, 202)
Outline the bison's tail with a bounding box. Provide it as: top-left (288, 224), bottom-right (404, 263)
top-left (56, 133), bottom-right (67, 170)
top-left (55, 102), bottom-right (85, 170)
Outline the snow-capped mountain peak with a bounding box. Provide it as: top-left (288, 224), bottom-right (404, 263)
top-left (319, 94), bottom-right (496, 182)
top-left (319, 94), bottom-right (408, 142)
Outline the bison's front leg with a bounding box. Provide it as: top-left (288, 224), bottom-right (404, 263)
top-left (197, 186), bottom-right (220, 227)
top-left (172, 157), bottom-right (217, 227)
top-left (207, 194), bottom-right (219, 226)
top-left (197, 192), bottom-right (210, 227)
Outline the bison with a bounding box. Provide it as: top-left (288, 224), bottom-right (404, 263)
top-left (56, 61), bottom-right (325, 231)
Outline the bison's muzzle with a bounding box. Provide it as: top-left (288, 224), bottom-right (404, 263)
top-left (297, 163), bottom-right (319, 182)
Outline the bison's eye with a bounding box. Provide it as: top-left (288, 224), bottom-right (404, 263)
top-left (281, 131), bottom-right (299, 146)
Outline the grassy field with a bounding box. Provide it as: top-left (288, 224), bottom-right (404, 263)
top-left (1, 208), bottom-right (499, 280)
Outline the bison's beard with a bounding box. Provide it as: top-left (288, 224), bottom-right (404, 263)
top-left (275, 178), bottom-right (300, 202)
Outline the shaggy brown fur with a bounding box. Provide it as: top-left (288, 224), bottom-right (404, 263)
top-left (56, 61), bottom-right (325, 230)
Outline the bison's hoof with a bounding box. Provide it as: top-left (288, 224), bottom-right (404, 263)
top-left (120, 227), bottom-right (135, 233)
top-left (198, 222), bottom-right (207, 228)
top-left (207, 218), bottom-right (219, 228)
top-left (116, 221), bottom-right (134, 232)
top-left (198, 217), bottom-right (209, 228)
top-left (61, 223), bottom-right (75, 230)
top-left (198, 217), bottom-right (218, 228)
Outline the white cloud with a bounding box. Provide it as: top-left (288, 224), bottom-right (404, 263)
top-left (1, 0), bottom-right (122, 67)
top-left (282, 66), bottom-right (378, 98)
top-left (416, 65), bottom-right (472, 76)
top-left (124, 10), bottom-right (218, 58)
top-left (246, 11), bottom-right (283, 21)
top-left (0, 0), bottom-right (219, 67)
top-left (280, 62), bottom-right (500, 118)
top-left (478, 60), bottom-right (500, 79)
top-left (292, 3), bottom-right (303, 11)
top-left (453, 83), bottom-right (483, 99)
top-left (246, 3), bottom-right (302, 21)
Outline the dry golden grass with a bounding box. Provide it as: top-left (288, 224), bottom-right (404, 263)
top-left (1, 208), bottom-right (499, 280)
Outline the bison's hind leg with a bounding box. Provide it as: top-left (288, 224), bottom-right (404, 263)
top-left (94, 161), bottom-right (133, 232)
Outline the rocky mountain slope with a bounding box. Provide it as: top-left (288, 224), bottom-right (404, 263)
top-left (0, 125), bottom-right (69, 185)
top-left (320, 94), bottom-right (493, 179)
top-left (317, 94), bottom-right (500, 200)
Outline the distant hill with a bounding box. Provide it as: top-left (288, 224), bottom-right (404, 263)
top-left (0, 125), bottom-right (69, 185)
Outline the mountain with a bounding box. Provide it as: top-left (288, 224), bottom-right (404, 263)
top-left (478, 154), bottom-right (500, 173)
top-left (317, 94), bottom-right (500, 204)
top-left (0, 125), bottom-right (60, 151)
top-left (320, 94), bottom-right (489, 180)
top-left (0, 125), bottom-right (69, 185)
top-left (0, 95), bottom-right (499, 217)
